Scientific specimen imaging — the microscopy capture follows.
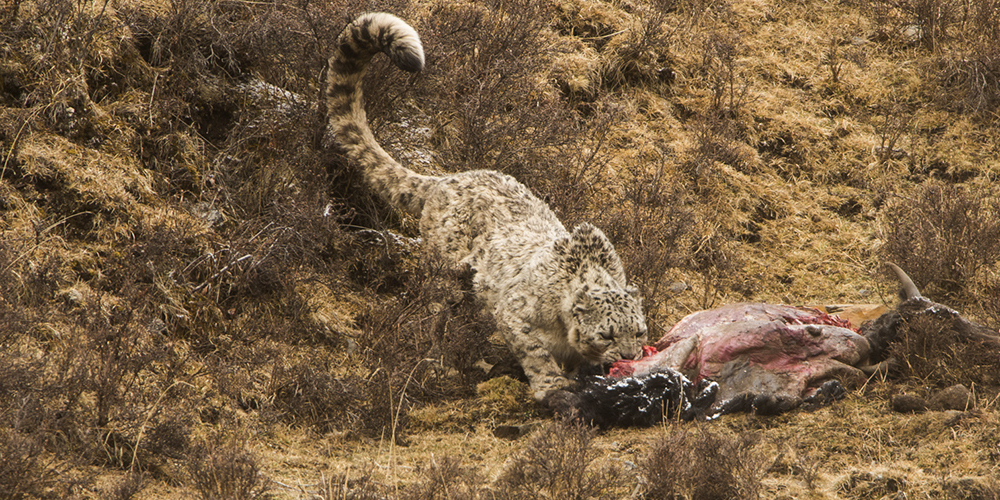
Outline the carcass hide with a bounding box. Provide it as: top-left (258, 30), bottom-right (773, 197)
top-left (573, 264), bottom-right (1000, 427)
top-left (575, 304), bottom-right (870, 426)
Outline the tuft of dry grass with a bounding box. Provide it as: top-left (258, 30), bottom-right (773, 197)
top-left (316, 469), bottom-right (386, 500)
top-left (877, 180), bottom-right (1000, 309)
top-left (640, 427), bottom-right (769, 500)
top-left (400, 455), bottom-right (484, 500)
top-left (187, 440), bottom-right (270, 500)
top-left (493, 422), bottom-right (629, 499)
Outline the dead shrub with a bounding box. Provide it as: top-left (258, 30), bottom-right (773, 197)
top-left (0, 230), bottom-right (199, 476)
top-left (293, 260), bottom-right (502, 441)
top-left (269, 364), bottom-right (370, 434)
top-left (118, 0), bottom-right (413, 218)
top-left (860, 0), bottom-right (958, 48)
top-left (931, 0), bottom-right (1000, 120)
top-left (697, 26), bottom-right (750, 118)
top-left (877, 181), bottom-right (1000, 304)
top-left (83, 300), bottom-right (160, 431)
top-left (640, 427), bottom-right (768, 500)
top-left (101, 472), bottom-right (147, 500)
top-left (493, 422), bottom-right (629, 500)
top-left (268, 351), bottom-right (435, 443)
top-left (140, 416), bottom-right (191, 463)
top-left (356, 261), bottom-right (497, 397)
top-left (672, 115), bottom-right (751, 304)
top-left (928, 0), bottom-right (1000, 118)
top-left (187, 441), bottom-right (269, 500)
top-left (861, 0), bottom-right (1000, 119)
top-left (401, 455), bottom-right (484, 500)
top-left (106, 195), bottom-right (351, 347)
top-left (0, 429), bottom-right (60, 500)
top-left (871, 100), bottom-right (915, 166)
top-left (416, 0), bottom-right (614, 216)
top-left (935, 46), bottom-right (1000, 119)
top-left (595, 157), bottom-right (695, 326)
top-left (680, 117), bottom-right (751, 188)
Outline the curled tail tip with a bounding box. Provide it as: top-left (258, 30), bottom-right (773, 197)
top-left (392, 44), bottom-right (425, 73)
top-left (349, 12), bottom-right (425, 73)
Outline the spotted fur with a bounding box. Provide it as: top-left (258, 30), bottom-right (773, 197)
top-left (326, 13), bottom-right (648, 400)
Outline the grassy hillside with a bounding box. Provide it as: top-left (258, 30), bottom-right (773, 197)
top-left (1, 0), bottom-right (998, 498)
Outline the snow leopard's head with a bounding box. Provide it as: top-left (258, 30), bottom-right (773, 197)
top-left (554, 223), bottom-right (648, 364)
top-left (568, 286), bottom-right (648, 364)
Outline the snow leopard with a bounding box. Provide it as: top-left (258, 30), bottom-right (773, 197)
top-left (325, 12), bottom-right (648, 403)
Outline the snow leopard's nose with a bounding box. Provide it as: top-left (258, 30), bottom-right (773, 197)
top-left (620, 344), bottom-right (642, 361)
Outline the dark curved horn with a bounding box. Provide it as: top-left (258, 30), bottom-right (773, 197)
top-left (887, 262), bottom-right (921, 299)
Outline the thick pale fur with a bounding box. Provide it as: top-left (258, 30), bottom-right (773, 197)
top-left (326, 13), bottom-right (648, 401)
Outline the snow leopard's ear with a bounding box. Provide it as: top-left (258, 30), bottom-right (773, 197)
top-left (571, 287), bottom-right (594, 313)
top-left (555, 223), bottom-right (626, 283)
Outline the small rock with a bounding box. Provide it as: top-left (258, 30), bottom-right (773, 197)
top-left (57, 284), bottom-right (93, 308)
top-left (148, 318), bottom-right (168, 336)
top-left (492, 422), bottom-right (540, 440)
top-left (929, 384), bottom-right (974, 411)
top-left (191, 201), bottom-right (225, 227)
top-left (891, 394), bottom-right (927, 413)
top-left (941, 410), bottom-right (965, 426)
top-left (900, 24), bottom-right (923, 44)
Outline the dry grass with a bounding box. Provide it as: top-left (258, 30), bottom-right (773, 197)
top-left (640, 427), bottom-right (768, 500)
top-left (878, 180), bottom-right (1000, 307)
top-left (1, 0), bottom-right (999, 497)
top-left (187, 440), bottom-right (270, 500)
top-left (492, 422), bottom-right (630, 499)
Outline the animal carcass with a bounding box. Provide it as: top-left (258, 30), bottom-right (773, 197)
top-left (575, 303), bottom-right (872, 426)
top-left (572, 264), bottom-right (1000, 427)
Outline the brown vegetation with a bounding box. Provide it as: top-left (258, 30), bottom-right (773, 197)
top-left (1, 0), bottom-right (998, 498)
top-left (641, 428), bottom-right (768, 500)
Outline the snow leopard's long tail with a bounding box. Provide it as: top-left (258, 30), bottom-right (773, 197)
top-left (325, 13), bottom-right (432, 216)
